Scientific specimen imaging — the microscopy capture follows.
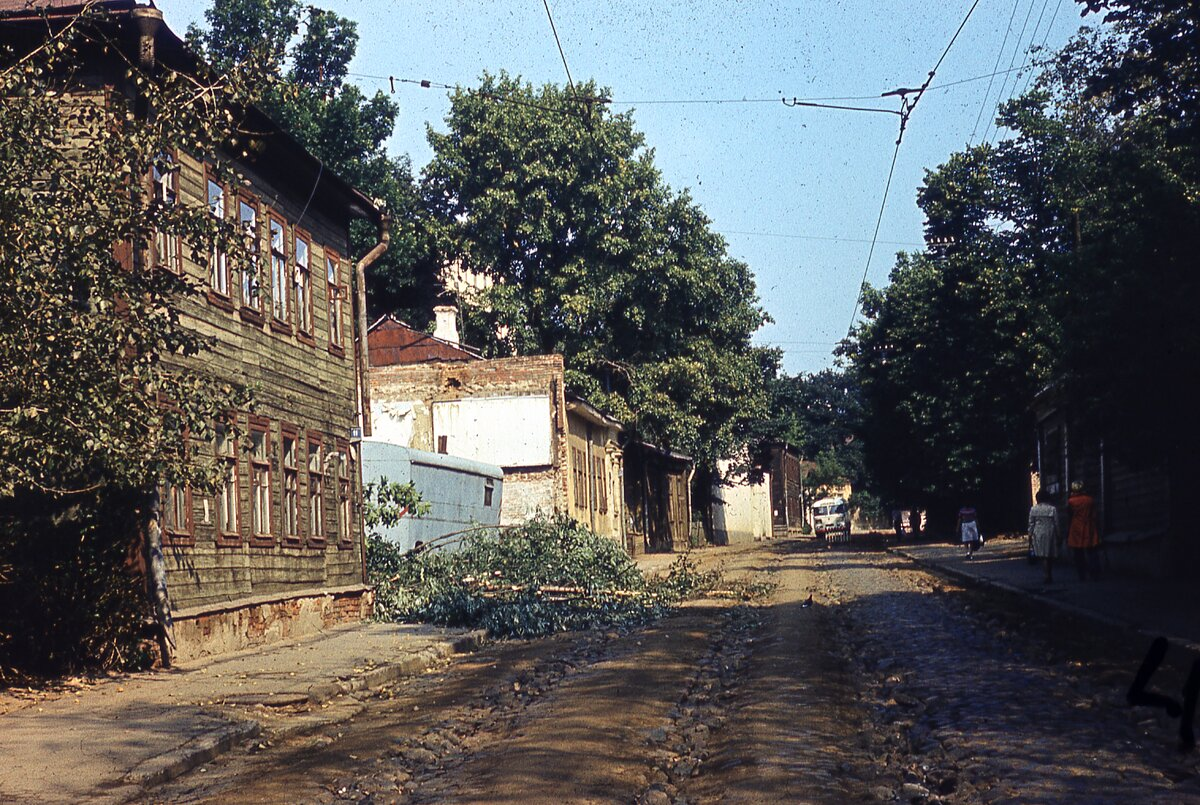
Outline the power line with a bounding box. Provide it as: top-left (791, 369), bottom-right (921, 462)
top-left (929, 59), bottom-right (1052, 93)
top-left (847, 0), bottom-right (984, 339)
top-left (720, 229), bottom-right (921, 247)
top-left (541, 0), bottom-right (576, 97)
top-left (983, 0), bottom-right (1042, 145)
top-left (971, 0), bottom-right (1023, 143)
top-left (845, 136), bottom-right (903, 337)
top-left (782, 98), bottom-right (899, 116)
top-left (343, 63), bottom-right (1047, 113)
top-left (1016, 0), bottom-right (1067, 99)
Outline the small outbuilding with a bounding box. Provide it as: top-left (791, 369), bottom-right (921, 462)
top-left (361, 441), bottom-right (503, 552)
top-left (709, 458), bottom-right (773, 545)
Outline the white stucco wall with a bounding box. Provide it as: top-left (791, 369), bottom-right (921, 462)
top-left (711, 462), bottom-right (772, 544)
top-left (432, 395), bottom-right (553, 467)
top-left (372, 399), bottom-right (423, 448)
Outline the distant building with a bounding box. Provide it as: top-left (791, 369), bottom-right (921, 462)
top-left (709, 458), bottom-right (773, 545)
top-left (764, 443), bottom-right (805, 537)
top-left (367, 319), bottom-right (625, 546)
top-left (624, 442), bottom-right (693, 554)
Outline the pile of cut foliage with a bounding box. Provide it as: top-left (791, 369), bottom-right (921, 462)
top-left (368, 515), bottom-right (724, 638)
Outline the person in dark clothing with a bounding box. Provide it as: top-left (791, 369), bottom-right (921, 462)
top-left (957, 506), bottom-right (983, 558)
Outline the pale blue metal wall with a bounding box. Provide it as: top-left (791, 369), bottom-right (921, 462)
top-left (361, 440), bottom-right (504, 551)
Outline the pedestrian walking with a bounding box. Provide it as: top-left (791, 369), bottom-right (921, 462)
top-left (957, 506), bottom-right (983, 558)
top-left (1067, 481), bottom-right (1101, 580)
top-left (1027, 489), bottom-right (1060, 584)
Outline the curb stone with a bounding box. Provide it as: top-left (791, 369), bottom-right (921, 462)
top-left (114, 628), bottom-right (487, 802)
top-left (122, 719), bottom-right (262, 788)
top-left (890, 547), bottom-right (1200, 661)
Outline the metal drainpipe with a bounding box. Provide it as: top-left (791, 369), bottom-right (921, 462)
top-left (354, 213), bottom-right (388, 588)
top-left (354, 213), bottom-right (390, 439)
top-left (685, 462), bottom-right (696, 549)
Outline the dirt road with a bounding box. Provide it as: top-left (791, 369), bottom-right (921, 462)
top-left (140, 538), bottom-right (1200, 804)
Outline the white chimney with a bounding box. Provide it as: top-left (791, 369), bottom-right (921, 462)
top-left (433, 305), bottom-right (460, 345)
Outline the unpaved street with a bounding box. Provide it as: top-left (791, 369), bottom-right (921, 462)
top-left (142, 539), bottom-right (1200, 804)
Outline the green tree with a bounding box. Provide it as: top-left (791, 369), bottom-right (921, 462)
top-left (0, 10), bottom-right (256, 671)
top-left (423, 73), bottom-right (772, 467)
top-left (1053, 1), bottom-right (1200, 569)
top-left (843, 1), bottom-right (1200, 550)
top-left (841, 129), bottom-right (1061, 530)
top-left (190, 0), bottom-right (439, 323)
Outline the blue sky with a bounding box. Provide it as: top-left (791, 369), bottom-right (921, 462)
top-left (161, 1), bottom-right (1093, 375)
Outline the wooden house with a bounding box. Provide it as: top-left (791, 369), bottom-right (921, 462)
top-left (764, 443), bottom-right (805, 537)
top-left (0, 1), bottom-right (386, 661)
top-left (1033, 387), bottom-right (1172, 577)
top-left (623, 442), bottom-right (693, 554)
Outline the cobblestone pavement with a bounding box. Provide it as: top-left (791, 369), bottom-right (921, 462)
top-left (137, 538), bottom-right (1200, 804)
top-left (811, 538), bottom-right (1200, 803)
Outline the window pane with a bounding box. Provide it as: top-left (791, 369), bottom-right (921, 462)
top-left (270, 220), bottom-right (287, 321)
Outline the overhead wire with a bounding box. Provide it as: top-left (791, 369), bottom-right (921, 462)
top-left (541, 0), bottom-right (577, 97)
top-left (1016, 0), bottom-right (1067, 98)
top-left (970, 0), bottom-right (1023, 144)
top-left (982, 0), bottom-right (1043, 144)
top-left (342, 62), bottom-right (1048, 114)
top-left (719, 229), bottom-right (921, 247)
top-left (844, 136), bottom-right (903, 338)
top-left (845, 0), bottom-right (984, 338)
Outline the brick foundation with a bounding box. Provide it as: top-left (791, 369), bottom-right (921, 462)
top-left (171, 586), bottom-right (374, 664)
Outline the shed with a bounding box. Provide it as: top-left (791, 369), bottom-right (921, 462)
top-left (362, 441), bottom-right (503, 552)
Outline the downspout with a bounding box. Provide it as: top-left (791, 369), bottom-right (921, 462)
top-left (685, 462), bottom-right (696, 550)
top-left (354, 212), bottom-right (389, 587)
top-left (131, 5), bottom-right (175, 665)
top-left (354, 213), bottom-right (389, 439)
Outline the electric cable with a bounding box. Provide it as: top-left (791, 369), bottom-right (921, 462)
top-left (970, 0), bottom-right (1022, 144)
top-left (846, 0), bottom-right (984, 339)
top-left (845, 135), bottom-right (903, 338)
top-left (542, 0), bottom-right (576, 97)
top-left (1016, 0), bottom-right (1067, 98)
top-left (983, 0), bottom-right (1042, 145)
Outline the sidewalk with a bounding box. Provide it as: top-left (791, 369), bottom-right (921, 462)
top-left (0, 622), bottom-right (484, 804)
top-left (892, 535), bottom-right (1200, 657)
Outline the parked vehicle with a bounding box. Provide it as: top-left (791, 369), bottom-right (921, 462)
top-left (812, 496), bottom-right (851, 539)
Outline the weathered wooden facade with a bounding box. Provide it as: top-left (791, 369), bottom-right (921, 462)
top-left (1033, 388), bottom-right (1172, 577)
top-left (624, 442), bottom-right (693, 554)
top-left (765, 443), bottom-right (805, 536)
top-left (0, 1), bottom-right (384, 661)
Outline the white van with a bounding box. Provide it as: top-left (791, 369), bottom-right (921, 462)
top-left (812, 496), bottom-right (851, 539)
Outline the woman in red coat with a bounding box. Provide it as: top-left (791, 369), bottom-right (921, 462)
top-left (1067, 481), bottom-right (1100, 580)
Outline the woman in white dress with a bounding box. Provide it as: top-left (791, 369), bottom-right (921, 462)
top-left (1027, 489), bottom-right (1060, 584)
